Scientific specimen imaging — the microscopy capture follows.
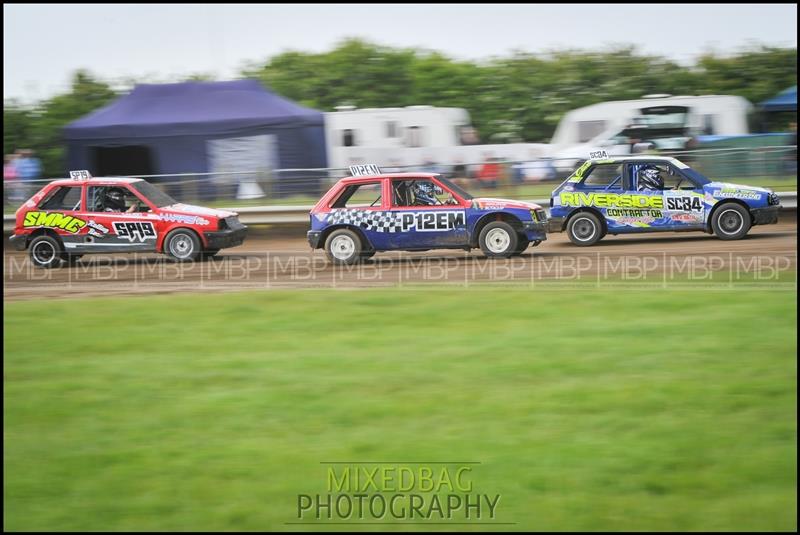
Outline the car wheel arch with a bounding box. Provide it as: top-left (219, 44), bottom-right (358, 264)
top-left (26, 228), bottom-right (63, 249)
top-left (706, 199), bottom-right (752, 232)
top-left (470, 212), bottom-right (524, 247)
top-left (319, 224), bottom-right (374, 251)
top-left (566, 207), bottom-right (607, 235)
top-left (161, 226), bottom-right (204, 254)
top-left (158, 225), bottom-right (206, 253)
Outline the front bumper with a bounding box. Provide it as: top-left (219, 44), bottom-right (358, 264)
top-left (307, 230), bottom-right (322, 249)
top-left (9, 234), bottom-right (27, 251)
top-left (751, 205), bottom-right (780, 225)
top-left (522, 220), bottom-right (548, 241)
top-left (204, 227), bottom-right (248, 249)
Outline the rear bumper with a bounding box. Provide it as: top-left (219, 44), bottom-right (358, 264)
top-left (751, 205), bottom-right (780, 225)
top-left (307, 230), bottom-right (322, 249)
top-left (546, 216), bottom-right (565, 233)
top-left (9, 234), bottom-right (27, 251)
top-left (203, 227), bottom-right (248, 249)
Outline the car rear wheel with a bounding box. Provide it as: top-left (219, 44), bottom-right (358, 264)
top-left (165, 229), bottom-right (201, 262)
top-left (29, 235), bottom-right (64, 269)
top-left (567, 212), bottom-right (603, 246)
top-left (711, 203), bottom-right (751, 240)
top-left (325, 229), bottom-right (363, 265)
top-left (479, 221), bottom-right (518, 258)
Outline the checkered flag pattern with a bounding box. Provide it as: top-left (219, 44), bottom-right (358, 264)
top-left (326, 209), bottom-right (402, 233)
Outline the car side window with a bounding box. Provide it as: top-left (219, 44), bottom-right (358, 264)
top-left (330, 182), bottom-right (382, 209)
top-left (392, 180), bottom-right (456, 207)
top-left (581, 164), bottom-right (623, 190)
top-left (87, 185), bottom-right (145, 213)
top-left (662, 165), bottom-right (698, 190)
top-left (39, 186), bottom-right (82, 211)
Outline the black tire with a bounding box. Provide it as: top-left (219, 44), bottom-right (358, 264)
top-left (512, 235), bottom-right (530, 255)
top-left (478, 221), bottom-right (518, 258)
top-left (165, 229), bottom-right (201, 262)
top-left (29, 235), bottom-right (64, 269)
top-left (567, 212), bottom-right (603, 246)
top-left (711, 203), bottom-right (751, 240)
top-left (325, 229), bottom-right (363, 265)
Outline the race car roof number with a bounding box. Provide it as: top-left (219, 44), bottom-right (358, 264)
top-left (349, 164), bottom-right (382, 176)
top-left (69, 170), bottom-right (92, 180)
top-left (588, 150), bottom-right (609, 160)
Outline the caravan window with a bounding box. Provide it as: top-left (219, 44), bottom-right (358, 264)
top-left (385, 121), bottom-right (399, 138)
top-left (578, 120), bottom-right (607, 143)
top-left (702, 115), bottom-right (716, 135)
top-left (406, 126), bottom-right (424, 147)
top-left (342, 129), bottom-right (357, 147)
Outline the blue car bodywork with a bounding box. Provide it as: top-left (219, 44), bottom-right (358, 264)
top-left (548, 156), bottom-right (781, 245)
top-left (308, 172), bottom-right (548, 261)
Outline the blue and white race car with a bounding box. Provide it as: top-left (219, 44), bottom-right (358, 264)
top-left (308, 165), bottom-right (548, 264)
top-left (548, 153), bottom-right (781, 246)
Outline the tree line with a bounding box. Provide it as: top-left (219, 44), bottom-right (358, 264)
top-left (4, 39), bottom-right (797, 177)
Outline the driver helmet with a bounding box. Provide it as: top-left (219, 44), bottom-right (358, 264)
top-left (638, 165), bottom-right (664, 190)
top-left (104, 187), bottom-right (127, 211)
top-left (412, 181), bottom-right (439, 205)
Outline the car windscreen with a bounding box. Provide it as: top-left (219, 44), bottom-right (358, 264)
top-left (437, 176), bottom-right (474, 200)
top-left (130, 180), bottom-right (178, 208)
top-left (682, 167), bottom-right (711, 186)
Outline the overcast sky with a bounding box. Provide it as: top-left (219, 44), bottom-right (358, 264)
top-left (3, 3), bottom-right (797, 103)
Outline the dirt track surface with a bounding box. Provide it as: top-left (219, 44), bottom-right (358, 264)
top-left (4, 220), bottom-right (797, 300)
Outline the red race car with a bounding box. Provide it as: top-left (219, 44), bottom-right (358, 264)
top-left (9, 171), bottom-right (247, 268)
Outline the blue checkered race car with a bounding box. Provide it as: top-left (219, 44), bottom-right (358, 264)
top-left (307, 165), bottom-right (548, 264)
top-left (548, 154), bottom-right (781, 246)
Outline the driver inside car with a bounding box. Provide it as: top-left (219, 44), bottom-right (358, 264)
top-left (411, 181), bottom-right (457, 206)
top-left (102, 187), bottom-right (140, 213)
top-left (637, 165), bottom-right (664, 191)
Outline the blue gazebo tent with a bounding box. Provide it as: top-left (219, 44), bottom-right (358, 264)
top-left (63, 79), bottom-right (328, 197)
top-left (759, 86), bottom-right (797, 113)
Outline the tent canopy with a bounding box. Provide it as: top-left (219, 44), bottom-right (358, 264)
top-left (62, 79), bottom-right (328, 184)
top-left (759, 86), bottom-right (797, 113)
top-left (64, 79), bottom-right (324, 139)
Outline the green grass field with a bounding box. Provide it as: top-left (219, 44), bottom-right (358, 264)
top-left (4, 288), bottom-right (797, 531)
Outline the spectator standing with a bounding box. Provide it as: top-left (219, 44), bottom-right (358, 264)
top-left (477, 154), bottom-right (500, 190)
top-left (16, 149), bottom-right (42, 198)
top-left (4, 153), bottom-right (20, 206)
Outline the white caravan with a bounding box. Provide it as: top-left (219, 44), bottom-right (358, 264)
top-left (324, 105), bottom-right (550, 172)
top-left (548, 94), bottom-right (753, 174)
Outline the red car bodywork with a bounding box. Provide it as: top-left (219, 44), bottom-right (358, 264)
top-left (10, 177), bottom-right (247, 260)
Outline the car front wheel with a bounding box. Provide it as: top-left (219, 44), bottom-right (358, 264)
top-left (711, 203), bottom-right (751, 240)
top-left (567, 212), bottom-right (603, 246)
top-left (165, 229), bottom-right (201, 262)
top-left (325, 229), bottom-right (363, 265)
top-left (479, 221), bottom-right (518, 258)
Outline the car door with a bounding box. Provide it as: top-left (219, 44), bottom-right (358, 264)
top-left (78, 184), bottom-right (159, 252)
top-left (387, 178), bottom-right (469, 249)
top-left (628, 162), bottom-right (704, 229)
top-left (325, 179), bottom-right (391, 250)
